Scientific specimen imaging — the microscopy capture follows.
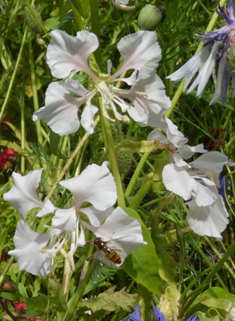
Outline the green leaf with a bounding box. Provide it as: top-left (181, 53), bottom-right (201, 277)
top-left (122, 208), bottom-right (163, 296)
top-left (50, 132), bottom-right (68, 160)
top-left (24, 296), bottom-right (48, 317)
top-left (48, 279), bottom-right (67, 312)
top-left (77, 286), bottom-right (138, 312)
top-left (70, 0), bottom-right (90, 18)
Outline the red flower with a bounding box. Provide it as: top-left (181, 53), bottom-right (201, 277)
top-left (0, 148), bottom-right (17, 170)
top-left (203, 129), bottom-right (225, 151)
top-left (11, 301), bottom-right (27, 313)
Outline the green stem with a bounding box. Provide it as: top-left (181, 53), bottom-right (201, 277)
top-left (165, 0), bottom-right (227, 118)
top-left (70, 0), bottom-right (85, 30)
top-left (89, 0), bottom-right (102, 68)
top-left (20, 56), bottom-right (26, 173)
top-left (0, 257), bottom-right (14, 286)
top-left (130, 179), bottom-right (152, 210)
top-left (0, 27), bottom-right (28, 121)
top-left (125, 152), bottom-right (150, 198)
top-left (62, 260), bottom-right (96, 321)
top-left (99, 110), bottom-right (125, 208)
top-left (28, 41), bottom-right (43, 144)
top-left (204, 236), bottom-right (235, 280)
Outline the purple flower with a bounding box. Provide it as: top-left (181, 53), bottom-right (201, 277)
top-left (167, 1), bottom-right (235, 105)
top-left (218, 174), bottom-right (231, 204)
top-left (123, 305), bottom-right (200, 321)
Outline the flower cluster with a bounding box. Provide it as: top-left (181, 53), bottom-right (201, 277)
top-left (33, 29), bottom-right (170, 135)
top-left (148, 118), bottom-right (234, 239)
top-left (123, 305), bottom-right (200, 321)
top-left (167, 1), bottom-right (235, 105)
top-left (4, 163), bottom-right (146, 276)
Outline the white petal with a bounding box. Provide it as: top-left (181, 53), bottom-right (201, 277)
top-left (3, 170), bottom-right (53, 220)
top-left (111, 31), bottom-right (161, 80)
top-left (47, 30), bottom-right (98, 80)
top-left (80, 98), bottom-right (98, 134)
top-left (165, 118), bottom-right (188, 148)
top-left (173, 153), bottom-right (190, 167)
top-left (33, 82), bottom-right (84, 136)
top-left (188, 42), bottom-right (219, 97)
top-left (210, 52), bottom-right (230, 105)
top-left (81, 206), bottom-right (113, 227)
top-left (63, 78), bottom-right (89, 96)
top-left (178, 143), bottom-right (207, 160)
top-left (52, 207), bottom-right (77, 232)
top-left (167, 46), bottom-right (210, 90)
top-left (191, 151), bottom-right (229, 175)
top-left (8, 220), bottom-right (56, 276)
top-left (120, 73), bottom-right (170, 124)
top-left (84, 207), bottom-right (146, 266)
top-left (60, 162), bottom-right (117, 213)
top-left (37, 198), bottom-right (55, 217)
top-left (147, 128), bottom-right (168, 143)
top-left (193, 179), bottom-right (217, 207)
top-left (162, 164), bottom-right (195, 201)
top-left (187, 195), bottom-right (229, 239)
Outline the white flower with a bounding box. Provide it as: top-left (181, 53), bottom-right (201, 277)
top-left (3, 169), bottom-right (55, 220)
top-left (167, 1), bottom-right (235, 105)
top-left (163, 151), bottom-right (233, 207)
top-left (148, 118), bottom-right (207, 167)
top-left (33, 29), bottom-right (170, 136)
top-left (8, 220), bottom-right (59, 276)
top-left (187, 191), bottom-right (229, 239)
top-left (84, 207), bottom-right (147, 267)
top-left (162, 151), bottom-right (234, 238)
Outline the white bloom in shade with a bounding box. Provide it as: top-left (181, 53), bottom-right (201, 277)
top-left (187, 191), bottom-right (229, 239)
top-left (33, 29), bottom-right (170, 135)
top-left (167, 2), bottom-right (235, 105)
top-left (148, 118), bottom-right (207, 167)
top-left (162, 151), bottom-right (234, 207)
top-left (84, 207), bottom-right (147, 267)
top-left (8, 220), bottom-right (59, 276)
top-left (3, 169), bottom-right (55, 220)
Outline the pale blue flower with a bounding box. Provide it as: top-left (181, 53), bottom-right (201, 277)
top-left (167, 1), bottom-right (235, 105)
top-left (123, 305), bottom-right (200, 321)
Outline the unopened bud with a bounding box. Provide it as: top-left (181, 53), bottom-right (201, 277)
top-left (24, 5), bottom-right (43, 35)
top-left (138, 5), bottom-right (163, 30)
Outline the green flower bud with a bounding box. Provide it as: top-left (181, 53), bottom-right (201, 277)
top-left (24, 5), bottom-right (43, 35)
top-left (138, 5), bottom-right (163, 30)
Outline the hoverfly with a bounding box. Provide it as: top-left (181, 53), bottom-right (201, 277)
top-left (94, 237), bottom-right (122, 264)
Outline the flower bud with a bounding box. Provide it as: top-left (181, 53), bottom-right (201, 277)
top-left (24, 5), bottom-right (43, 35)
top-left (138, 5), bottom-right (163, 30)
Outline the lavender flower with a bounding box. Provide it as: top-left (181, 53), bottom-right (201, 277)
top-left (167, 1), bottom-right (235, 105)
top-left (123, 305), bottom-right (200, 321)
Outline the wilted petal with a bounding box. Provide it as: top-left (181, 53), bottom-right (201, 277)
top-left (165, 118), bottom-right (188, 148)
top-left (84, 207), bottom-right (146, 266)
top-left (33, 82), bottom-right (87, 136)
top-left (47, 29), bottom-right (98, 80)
top-left (111, 31), bottom-right (161, 80)
top-left (4, 170), bottom-right (54, 220)
top-left (187, 193), bottom-right (229, 239)
top-left (8, 220), bottom-right (56, 276)
top-left (60, 162), bottom-right (117, 213)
